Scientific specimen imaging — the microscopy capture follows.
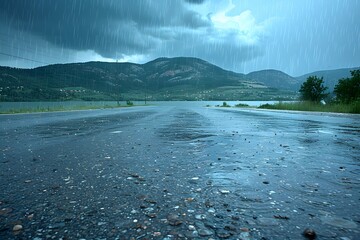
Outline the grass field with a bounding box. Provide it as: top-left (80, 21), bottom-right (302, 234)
top-left (259, 101), bottom-right (360, 114)
top-left (0, 101), bottom-right (134, 114)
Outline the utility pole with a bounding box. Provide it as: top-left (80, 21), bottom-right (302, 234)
top-left (144, 81), bottom-right (147, 105)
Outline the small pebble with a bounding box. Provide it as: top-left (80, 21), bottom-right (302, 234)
top-left (13, 225), bottom-right (23, 231)
top-left (219, 189), bottom-right (230, 194)
top-left (167, 214), bottom-right (182, 226)
top-left (208, 208), bottom-right (216, 213)
top-left (303, 228), bottom-right (317, 239)
top-left (188, 225), bottom-right (196, 231)
top-left (195, 214), bottom-right (207, 220)
top-left (198, 228), bottom-right (213, 236)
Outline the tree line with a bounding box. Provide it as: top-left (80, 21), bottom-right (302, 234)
top-left (300, 69), bottom-right (360, 103)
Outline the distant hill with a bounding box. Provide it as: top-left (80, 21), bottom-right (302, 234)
top-left (0, 57), bottom-right (296, 101)
top-left (0, 57), bottom-right (357, 101)
top-left (246, 69), bottom-right (300, 90)
top-left (296, 67), bottom-right (360, 91)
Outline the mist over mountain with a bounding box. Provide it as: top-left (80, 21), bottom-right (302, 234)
top-left (0, 57), bottom-right (357, 101)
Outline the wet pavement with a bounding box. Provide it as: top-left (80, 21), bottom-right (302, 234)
top-left (0, 104), bottom-right (359, 239)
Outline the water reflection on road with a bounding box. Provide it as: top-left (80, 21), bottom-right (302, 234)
top-left (0, 104), bottom-right (359, 239)
top-left (198, 107), bottom-right (359, 239)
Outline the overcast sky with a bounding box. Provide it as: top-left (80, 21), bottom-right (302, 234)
top-left (0, 0), bottom-right (359, 76)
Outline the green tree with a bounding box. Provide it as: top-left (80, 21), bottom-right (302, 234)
top-left (334, 70), bottom-right (360, 103)
top-left (299, 76), bottom-right (328, 102)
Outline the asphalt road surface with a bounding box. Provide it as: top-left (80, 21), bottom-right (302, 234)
top-left (1, 103), bottom-right (359, 240)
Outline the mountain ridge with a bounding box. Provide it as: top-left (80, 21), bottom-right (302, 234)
top-left (0, 57), bottom-right (358, 101)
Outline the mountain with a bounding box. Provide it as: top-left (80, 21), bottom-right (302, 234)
top-left (296, 67), bottom-right (360, 91)
top-left (246, 69), bottom-right (300, 90)
top-left (142, 57), bottom-right (247, 89)
top-left (1, 57), bottom-right (357, 102)
top-left (0, 57), bottom-right (296, 101)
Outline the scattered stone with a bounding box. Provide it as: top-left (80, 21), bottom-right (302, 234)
top-left (189, 177), bottom-right (199, 184)
top-left (144, 199), bottom-right (157, 204)
top-left (273, 215), bottom-right (290, 220)
top-left (188, 225), bottom-right (196, 231)
top-left (208, 208), bottom-right (216, 213)
top-left (205, 200), bottom-right (214, 208)
top-left (224, 225), bottom-right (237, 231)
top-left (63, 176), bottom-right (71, 182)
top-left (198, 228), bottom-right (214, 236)
top-left (13, 225), bottom-right (23, 231)
top-left (217, 230), bottom-right (232, 239)
top-left (144, 207), bottom-right (154, 212)
top-left (146, 213), bottom-right (157, 218)
top-left (153, 232), bottom-right (161, 236)
top-left (185, 230), bottom-right (199, 238)
top-left (215, 214), bottom-right (225, 219)
top-left (195, 214), bottom-right (207, 220)
top-left (134, 223), bottom-right (147, 230)
top-left (219, 189), bottom-right (230, 194)
top-left (167, 214), bottom-right (182, 226)
top-left (195, 221), bottom-right (206, 229)
top-left (204, 221), bottom-right (217, 229)
top-left (0, 207), bottom-right (13, 215)
top-left (303, 228), bottom-right (317, 239)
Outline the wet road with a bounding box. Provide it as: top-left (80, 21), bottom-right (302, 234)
top-left (1, 104), bottom-right (359, 239)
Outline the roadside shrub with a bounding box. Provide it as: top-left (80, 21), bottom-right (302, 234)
top-left (221, 101), bottom-right (230, 107)
top-left (234, 103), bottom-right (249, 107)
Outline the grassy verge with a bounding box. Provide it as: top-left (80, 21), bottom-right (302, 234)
top-left (0, 103), bottom-right (133, 114)
top-left (259, 101), bottom-right (360, 114)
top-left (210, 102), bottom-right (250, 108)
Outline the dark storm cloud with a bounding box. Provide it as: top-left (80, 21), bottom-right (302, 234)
top-left (185, 0), bottom-right (206, 4)
top-left (0, 0), bottom-right (210, 58)
top-left (2, 0), bottom-right (358, 75)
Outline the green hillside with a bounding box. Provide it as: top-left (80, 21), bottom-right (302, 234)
top-left (0, 57), bottom-right (299, 101)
